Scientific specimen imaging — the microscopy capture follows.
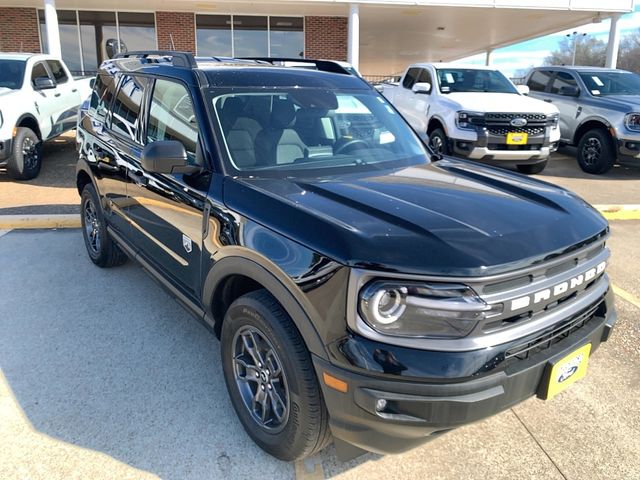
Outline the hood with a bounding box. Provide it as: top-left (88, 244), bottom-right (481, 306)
top-left (0, 87), bottom-right (16, 97)
top-left (223, 159), bottom-right (608, 277)
top-left (588, 94), bottom-right (640, 112)
top-left (442, 92), bottom-right (558, 115)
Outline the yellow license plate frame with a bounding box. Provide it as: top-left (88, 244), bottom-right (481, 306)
top-left (543, 343), bottom-right (592, 400)
top-left (506, 132), bottom-right (528, 145)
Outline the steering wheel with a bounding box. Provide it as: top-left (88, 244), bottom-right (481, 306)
top-left (334, 138), bottom-right (369, 155)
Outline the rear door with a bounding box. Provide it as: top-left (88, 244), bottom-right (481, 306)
top-left (45, 59), bottom-right (80, 133)
top-left (125, 77), bottom-right (210, 300)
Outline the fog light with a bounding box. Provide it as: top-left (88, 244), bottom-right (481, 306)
top-left (375, 399), bottom-right (388, 412)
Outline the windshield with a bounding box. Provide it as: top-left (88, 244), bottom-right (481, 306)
top-left (436, 68), bottom-right (518, 94)
top-left (0, 59), bottom-right (26, 90)
top-left (579, 71), bottom-right (640, 96)
top-left (209, 88), bottom-right (429, 177)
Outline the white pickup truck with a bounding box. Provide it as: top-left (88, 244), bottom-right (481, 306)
top-left (0, 53), bottom-right (93, 179)
top-left (380, 63), bottom-right (561, 174)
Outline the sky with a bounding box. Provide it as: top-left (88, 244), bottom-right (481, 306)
top-left (457, 5), bottom-right (640, 77)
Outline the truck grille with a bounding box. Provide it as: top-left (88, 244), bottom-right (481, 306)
top-left (488, 126), bottom-right (545, 136)
top-left (486, 113), bottom-right (548, 122)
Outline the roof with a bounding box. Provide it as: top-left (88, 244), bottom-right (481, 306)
top-left (0, 53), bottom-right (51, 61)
top-left (532, 65), bottom-right (633, 73)
top-left (409, 62), bottom-right (501, 70)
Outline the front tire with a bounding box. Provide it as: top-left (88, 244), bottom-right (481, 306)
top-left (221, 290), bottom-right (330, 461)
top-left (80, 183), bottom-right (128, 268)
top-left (577, 128), bottom-right (615, 174)
top-left (517, 160), bottom-right (547, 174)
top-left (428, 128), bottom-right (449, 155)
top-left (7, 127), bottom-right (42, 180)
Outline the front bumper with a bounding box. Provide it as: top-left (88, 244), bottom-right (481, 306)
top-left (616, 135), bottom-right (640, 161)
top-left (0, 137), bottom-right (12, 164)
top-left (315, 289), bottom-right (616, 455)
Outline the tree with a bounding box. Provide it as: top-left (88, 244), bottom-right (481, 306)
top-left (618, 29), bottom-right (640, 73)
top-left (545, 36), bottom-right (607, 67)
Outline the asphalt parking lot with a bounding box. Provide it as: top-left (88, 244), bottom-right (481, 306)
top-left (1, 135), bottom-right (639, 480)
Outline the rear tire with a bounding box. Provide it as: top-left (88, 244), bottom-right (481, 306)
top-left (221, 290), bottom-right (331, 461)
top-left (517, 160), bottom-right (547, 174)
top-left (80, 183), bottom-right (128, 268)
top-left (7, 127), bottom-right (42, 180)
top-left (428, 128), bottom-right (449, 155)
top-left (577, 128), bottom-right (615, 174)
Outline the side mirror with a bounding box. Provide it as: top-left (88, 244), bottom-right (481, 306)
top-left (516, 85), bottom-right (530, 95)
top-left (141, 141), bottom-right (198, 174)
top-left (412, 82), bottom-right (431, 94)
top-left (34, 77), bottom-right (55, 90)
top-left (560, 85), bottom-right (580, 97)
top-left (90, 77), bottom-right (96, 89)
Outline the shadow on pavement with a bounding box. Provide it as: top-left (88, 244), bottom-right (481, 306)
top-left (538, 147), bottom-right (640, 181)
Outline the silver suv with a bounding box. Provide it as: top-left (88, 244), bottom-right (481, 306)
top-left (525, 66), bottom-right (640, 174)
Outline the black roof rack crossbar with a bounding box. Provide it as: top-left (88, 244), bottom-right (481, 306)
top-left (238, 57), bottom-right (351, 75)
top-left (114, 50), bottom-right (198, 68)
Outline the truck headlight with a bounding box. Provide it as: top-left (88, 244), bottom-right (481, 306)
top-left (624, 113), bottom-right (640, 132)
top-left (0, 110), bottom-right (3, 129)
top-left (456, 111), bottom-right (484, 130)
top-left (358, 280), bottom-right (503, 339)
top-left (548, 113), bottom-right (559, 129)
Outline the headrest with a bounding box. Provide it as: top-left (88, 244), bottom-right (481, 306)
top-left (220, 97), bottom-right (245, 128)
top-left (271, 99), bottom-right (297, 129)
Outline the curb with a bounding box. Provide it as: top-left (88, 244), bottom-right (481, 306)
top-left (0, 214), bottom-right (81, 230)
top-left (0, 204), bottom-right (638, 230)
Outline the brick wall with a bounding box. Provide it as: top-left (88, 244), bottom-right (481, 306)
top-left (156, 11), bottom-right (195, 53)
top-left (0, 8), bottom-right (41, 53)
top-left (304, 16), bottom-right (348, 61)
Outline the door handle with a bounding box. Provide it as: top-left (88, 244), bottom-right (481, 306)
top-left (543, 98), bottom-right (552, 103)
top-left (54, 92), bottom-right (61, 97)
top-left (72, 88), bottom-right (78, 93)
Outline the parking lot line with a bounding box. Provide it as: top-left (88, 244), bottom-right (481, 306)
top-left (594, 205), bottom-right (640, 221)
top-left (612, 284), bottom-right (640, 309)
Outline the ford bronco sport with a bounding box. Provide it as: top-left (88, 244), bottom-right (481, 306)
top-left (76, 51), bottom-right (616, 462)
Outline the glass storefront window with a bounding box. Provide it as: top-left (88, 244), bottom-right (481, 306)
top-left (269, 17), bottom-right (304, 58)
top-left (39, 10), bottom-right (82, 74)
top-left (196, 15), bottom-right (232, 57)
top-left (117, 12), bottom-right (156, 52)
top-left (78, 11), bottom-right (117, 74)
top-left (233, 16), bottom-right (268, 57)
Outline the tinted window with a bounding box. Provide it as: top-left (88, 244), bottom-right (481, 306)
top-left (527, 70), bottom-right (553, 92)
top-left (578, 71), bottom-right (640, 96)
top-left (550, 72), bottom-right (578, 95)
top-left (147, 79), bottom-right (199, 161)
top-left (46, 60), bottom-right (69, 84)
top-left (110, 74), bottom-right (148, 141)
top-left (0, 59), bottom-right (26, 89)
top-left (90, 73), bottom-right (117, 119)
top-left (402, 68), bottom-right (420, 89)
top-left (31, 62), bottom-right (50, 86)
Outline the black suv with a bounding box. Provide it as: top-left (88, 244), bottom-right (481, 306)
top-left (76, 51), bottom-right (616, 462)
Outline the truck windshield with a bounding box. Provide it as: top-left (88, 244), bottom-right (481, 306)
top-left (0, 60), bottom-right (26, 90)
top-left (209, 88), bottom-right (429, 177)
top-left (579, 71), bottom-right (640, 96)
top-left (435, 68), bottom-right (518, 94)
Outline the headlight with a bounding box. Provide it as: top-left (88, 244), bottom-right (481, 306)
top-left (548, 113), bottom-right (559, 128)
top-left (624, 113), bottom-right (640, 132)
top-left (456, 111), bottom-right (484, 130)
top-left (358, 280), bottom-right (503, 339)
top-left (0, 110), bottom-right (3, 129)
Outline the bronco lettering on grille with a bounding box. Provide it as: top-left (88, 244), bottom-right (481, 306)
top-left (509, 261), bottom-right (606, 312)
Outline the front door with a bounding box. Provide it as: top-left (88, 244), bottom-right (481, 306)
top-left (125, 78), bottom-right (210, 300)
top-left (30, 61), bottom-right (59, 140)
top-left (45, 59), bottom-right (81, 133)
top-left (547, 71), bottom-right (582, 143)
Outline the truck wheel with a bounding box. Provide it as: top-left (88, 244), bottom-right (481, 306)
top-left (428, 128), bottom-right (449, 155)
top-left (7, 127), bottom-right (42, 180)
top-left (517, 160), bottom-right (547, 174)
top-left (577, 129), bottom-right (615, 174)
top-left (80, 183), bottom-right (128, 268)
top-left (221, 290), bottom-right (331, 461)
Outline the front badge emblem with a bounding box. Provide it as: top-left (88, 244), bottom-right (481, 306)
top-left (182, 234), bottom-right (192, 253)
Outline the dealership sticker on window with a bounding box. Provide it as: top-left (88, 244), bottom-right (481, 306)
top-left (441, 86), bottom-right (451, 93)
top-left (592, 76), bottom-right (605, 87)
top-left (445, 73), bottom-right (455, 83)
top-left (591, 89), bottom-right (601, 95)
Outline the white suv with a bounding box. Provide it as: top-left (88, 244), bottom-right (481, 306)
top-left (380, 63), bottom-right (561, 174)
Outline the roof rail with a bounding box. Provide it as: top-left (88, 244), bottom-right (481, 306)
top-left (114, 50), bottom-right (198, 68)
top-left (239, 57), bottom-right (352, 76)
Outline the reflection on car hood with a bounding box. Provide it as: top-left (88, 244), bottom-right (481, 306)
top-left (443, 92), bottom-right (558, 114)
top-left (224, 159), bottom-right (608, 276)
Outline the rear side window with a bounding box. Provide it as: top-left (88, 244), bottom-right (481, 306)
top-left (402, 68), bottom-right (420, 90)
top-left (109, 74), bottom-right (149, 142)
top-left (90, 73), bottom-right (116, 119)
top-left (550, 71), bottom-right (578, 95)
top-left (46, 60), bottom-right (68, 84)
top-left (147, 79), bottom-right (199, 162)
top-left (31, 62), bottom-right (50, 86)
top-left (527, 70), bottom-right (553, 92)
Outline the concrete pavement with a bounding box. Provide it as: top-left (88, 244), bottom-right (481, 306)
top-left (0, 227), bottom-right (638, 480)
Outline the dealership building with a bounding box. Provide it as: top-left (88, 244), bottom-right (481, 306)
top-left (0, 0), bottom-right (635, 77)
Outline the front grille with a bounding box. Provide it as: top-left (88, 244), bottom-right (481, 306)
top-left (504, 299), bottom-right (604, 363)
top-left (486, 112), bottom-right (547, 122)
top-left (488, 126), bottom-right (545, 136)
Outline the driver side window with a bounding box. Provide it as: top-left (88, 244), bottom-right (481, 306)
top-left (31, 62), bottom-right (51, 87)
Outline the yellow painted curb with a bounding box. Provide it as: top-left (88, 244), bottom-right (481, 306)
top-left (594, 205), bottom-right (640, 221)
top-left (0, 214), bottom-right (81, 230)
